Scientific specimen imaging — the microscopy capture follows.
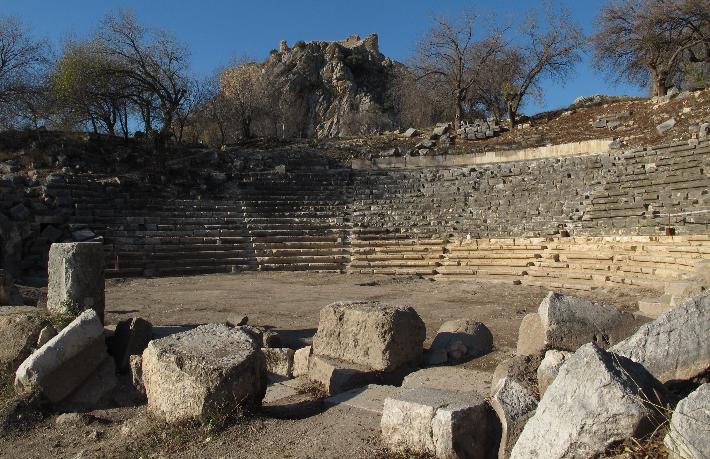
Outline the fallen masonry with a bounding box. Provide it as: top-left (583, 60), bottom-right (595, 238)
top-left (381, 387), bottom-right (501, 459)
top-left (141, 324), bottom-right (267, 424)
top-left (307, 300), bottom-right (426, 393)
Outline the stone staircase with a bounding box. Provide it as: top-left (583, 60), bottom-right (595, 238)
top-left (235, 169), bottom-right (353, 272)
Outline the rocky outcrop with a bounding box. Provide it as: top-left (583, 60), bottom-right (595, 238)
top-left (261, 34), bottom-right (400, 138)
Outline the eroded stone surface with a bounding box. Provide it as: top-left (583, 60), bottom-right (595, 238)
top-left (381, 387), bottom-right (499, 459)
top-left (536, 350), bottom-right (572, 397)
top-left (664, 383), bottom-right (710, 459)
top-left (490, 377), bottom-right (538, 459)
top-left (47, 243), bottom-right (105, 322)
top-left (15, 309), bottom-right (107, 403)
top-left (142, 324), bottom-right (266, 423)
top-left (612, 292), bottom-right (710, 383)
top-left (262, 347), bottom-right (294, 378)
top-left (312, 300), bottom-right (425, 371)
top-left (0, 309), bottom-right (48, 373)
top-left (537, 292), bottom-right (640, 351)
top-left (510, 343), bottom-right (667, 459)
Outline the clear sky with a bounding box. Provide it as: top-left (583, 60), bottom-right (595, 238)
top-left (2, 0), bottom-right (645, 115)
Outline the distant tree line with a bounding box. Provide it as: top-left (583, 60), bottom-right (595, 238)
top-left (0, 0), bottom-right (708, 142)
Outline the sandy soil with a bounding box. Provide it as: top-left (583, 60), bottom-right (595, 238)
top-left (0, 273), bottom-right (658, 458)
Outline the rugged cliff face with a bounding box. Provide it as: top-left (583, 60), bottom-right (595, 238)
top-left (265, 34), bottom-right (401, 138)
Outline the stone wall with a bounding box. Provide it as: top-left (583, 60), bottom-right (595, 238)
top-left (2, 139), bottom-right (708, 290)
top-left (351, 140), bottom-right (710, 239)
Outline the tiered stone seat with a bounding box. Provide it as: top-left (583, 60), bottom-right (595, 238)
top-left (236, 170), bottom-right (352, 272)
top-left (347, 236), bottom-right (446, 276)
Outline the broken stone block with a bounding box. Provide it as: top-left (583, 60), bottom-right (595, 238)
top-left (402, 367), bottom-right (492, 395)
top-left (657, 118), bottom-right (676, 134)
top-left (141, 324), bottom-right (267, 424)
top-left (381, 387), bottom-right (499, 459)
top-left (516, 313), bottom-right (544, 355)
top-left (611, 292), bottom-right (710, 383)
top-left (510, 343), bottom-right (667, 459)
top-left (664, 383), bottom-right (709, 459)
top-left (262, 347), bottom-right (294, 378)
top-left (312, 300), bottom-right (425, 372)
top-left (15, 309), bottom-right (108, 403)
top-left (430, 319), bottom-right (493, 362)
top-left (110, 317), bottom-right (152, 372)
top-left (537, 292), bottom-right (639, 351)
top-left (0, 309), bottom-right (49, 373)
top-left (491, 353), bottom-right (544, 397)
top-left (536, 350), bottom-right (571, 396)
top-left (307, 355), bottom-right (380, 395)
top-left (36, 325), bottom-right (57, 348)
top-left (292, 345), bottom-right (311, 377)
top-left (47, 242), bottom-right (105, 322)
top-left (490, 377), bottom-right (538, 459)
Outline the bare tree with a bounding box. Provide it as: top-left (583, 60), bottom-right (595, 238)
top-left (96, 11), bottom-right (189, 142)
top-left (0, 15), bottom-right (50, 128)
top-left (52, 39), bottom-right (132, 135)
top-left (220, 60), bottom-right (273, 139)
top-left (594, 0), bottom-right (710, 97)
top-left (412, 13), bottom-right (504, 130)
top-left (501, 7), bottom-right (585, 129)
top-left (389, 66), bottom-right (452, 128)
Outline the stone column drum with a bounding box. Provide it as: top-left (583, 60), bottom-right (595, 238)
top-left (47, 242), bottom-right (105, 322)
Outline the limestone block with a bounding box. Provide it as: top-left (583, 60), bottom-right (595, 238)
top-left (292, 346), bottom-right (311, 377)
top-left (510, 343), bottom-right (667, 459)
top-left (15, 309), bottom-right (107, 403)
top-left (664, 383), bottom-right (710, 459)
top-left (516, 313), bottom-right (544, 355)
top-left (142, 324), bottom-right (266, 423)
top-left (312, 300), bottom-right (425, 371)
top-left (0, 309), bottom-right (48, 373)
top-left (47, 243), bottom-right (105, 322)
top-left (110, 317), bottom-right (152, 372)
top-left (536, 350), bottom-right (571, 396)
top-left (612, 292), bottom-right (710, 383)
top-left (381, 387), bottom-right (499, 459)
top-left (430, 319), bottom-right (493, 362)
top-left (262, 347), bottom-right (294, 378)
top-left (490, 377), bottom-right (538, 459)
top-left (537, 292), bottom-right (640, 351)
top-left (490, 353), bottom-right (544, 397)
top-left (307, 354), bottom-right (379, 395)
top-left (402, 367), bottom-right (492, 395)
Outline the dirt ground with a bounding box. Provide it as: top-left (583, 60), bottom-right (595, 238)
top-left (0, 273), bottom-right (658, 459)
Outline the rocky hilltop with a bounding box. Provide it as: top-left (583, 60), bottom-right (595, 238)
top-left (265, 34), bottom-right (400, 138)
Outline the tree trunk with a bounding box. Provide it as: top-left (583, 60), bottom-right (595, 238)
top-left (650, 68), bottom-right (668, 97)
top-left (454, 89), bottom-right (465, 131)
top-left (507, 104), bottom-right (517, 130)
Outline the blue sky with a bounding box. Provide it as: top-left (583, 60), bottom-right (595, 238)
top-left (2, 0), bottom-right (645, 115)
